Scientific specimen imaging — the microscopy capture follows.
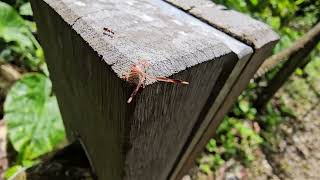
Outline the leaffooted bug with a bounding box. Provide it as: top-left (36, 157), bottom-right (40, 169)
top-left (123, 60), bottom-right (189, 103)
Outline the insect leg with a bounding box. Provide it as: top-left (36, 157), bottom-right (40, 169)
top-left (155, 76), bottom-right (189, 85)
top-left (127, 76), bottom-right (146, 103)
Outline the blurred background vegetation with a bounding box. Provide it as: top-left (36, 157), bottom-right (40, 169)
top-left (0, 0), bottom-right (65, 178)
top-left (0, 0), bottom-right (319, 179)
top-left (197, 0), bottom-right (320, 179)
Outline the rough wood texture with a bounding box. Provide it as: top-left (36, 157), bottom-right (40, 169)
top-left (255, 22), bottom-right (320, 109)
top-left (165, 0), bottom-right (279, 48)
top-left (165, 1), bottom-right (279, 179)
top-left (30, 0), bottom-right (253, 180)
top-left (32, 0), bottom-right (253, 81)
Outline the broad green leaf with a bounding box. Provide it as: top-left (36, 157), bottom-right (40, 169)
top-left (0, 2), bottom-right (33, 49)
top-left (4, 73), bottom-right (66, 160)
top-left (0, 2), bottom-right (44, 70)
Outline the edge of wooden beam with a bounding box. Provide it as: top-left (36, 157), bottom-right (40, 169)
top-left (165, 0), bottom-right (280, 179)
top-left (31, 1), bottom-right (255, 179)
top-left (165, 0), bottom-right (279, 49)
top-left (37, 0), bottom-right (253, 85)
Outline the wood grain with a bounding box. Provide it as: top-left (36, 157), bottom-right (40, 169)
top-left (35, 0), bottom-right (248, 81)
top-left (30, 0), bottom-right (253, 179)
top-left (165, 0), bottom-right (279, 48)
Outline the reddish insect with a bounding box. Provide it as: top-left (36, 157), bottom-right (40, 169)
top-left (123, 60), bottom-right (189, 103)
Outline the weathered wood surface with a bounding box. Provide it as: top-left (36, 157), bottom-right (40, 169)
top-left (32, 0), bottom-right (253, 80)
top-left (255, 22), bottom-right (320, 109)
top-left (164, 0), bottom-right (279, 179)
top-left (165, 0), bottom-right (279, 48)
top-left (30, 0), bottom-right (253, 180)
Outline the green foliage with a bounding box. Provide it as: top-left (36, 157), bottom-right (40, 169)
top-left (231, 82), bottom-right (258, 120)
top-left (19, 2), bottom-right (32, 16)
top-left (204, 1), bottom-right (319, 173)
top-left (199, 116), bottom-right (263, 173)
top-left (260, 103), bottom-right (282, 128)
top-left (4, 73), bottom-right (66, 163)
top-left (303, 45), bottom-right (320, 84)
top-left (258, 98), bottom-right (296, 152)
top-left (4, 165), bottom-right (24, 180)
top-left (0, 2), bottom-right (31, 48)
top-left (233, 96), bottom-right (257, 120)
top-left (200, 88), bottom-right (295, 174)
top-left (217, 117), bottom-right (262, 163)
top-left (213, 0), bottom-right (319, 54)
top-left (1, 0), bottom-right (29, 9)
top-left (0, 2), bottom-right (65, 178)
top-left (199, 153), bottom-right (224, 174)
top-left (0, 1), bottom-right (44, 71)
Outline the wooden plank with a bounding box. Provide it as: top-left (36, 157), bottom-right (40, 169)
top-left (30, 0), bottom-right (253, 179)
top-left (165, 0), bottom-right (279, 48)
top-left (171, 43), bottom-right (276, 180)
top-left (255, 22), bottom-right (320, 109)
top-left (255, 21), bottom-right (320, 78)
top-left (164, 0), bottom-right (279, 179)
top-left (34, 0), bottom-right (244, 79)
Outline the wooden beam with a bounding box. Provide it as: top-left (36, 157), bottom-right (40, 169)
top-left (164, 0), bottom-right (279, 179)
top-left (30, 0), bottom-right (253, 179)
top-left (255, 22), bottom-right (320, 109)
top-left (165, 0), bottom-right (279, 48)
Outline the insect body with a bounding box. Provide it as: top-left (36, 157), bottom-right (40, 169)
top-left (103, 27), bottom-right (115, 38)
top-left (103, 27), bottom-right (115, 34)
top-left (123, 60), bottom-right (189, 103)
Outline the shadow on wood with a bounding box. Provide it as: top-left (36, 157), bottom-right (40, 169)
top-left (12, 141), bottom-right (95, 180)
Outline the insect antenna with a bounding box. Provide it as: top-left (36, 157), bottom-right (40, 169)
top-left (155, 77), bottom-right (189, 84)
top-left (127, 76), bottom-right (146, 103)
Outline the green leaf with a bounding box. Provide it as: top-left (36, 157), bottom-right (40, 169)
top-left (294, 68), bottom-right (304, 76)
top-left (0, 2), bottom-right (44, 70)
top-left (238, 99), bottom-right (250, 113)
top-left (0, 2), bottom-right (33, 49)
top-left (19, 2), bottom-right (33, 16)
top-left (213, 154), bottom-right (225, 167)
top-left (4, 73), bottom-right (66, 160)
top-left (4, 165), bottom-right (24, 180)
top-left (199, 164), bottom-right (212, 174)
top-left (267, 16), bottom-right (281, 30)
top-left (250, 0), bottom-right (258, 6)
top-left (206, 139), bottom-right (217, 153)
